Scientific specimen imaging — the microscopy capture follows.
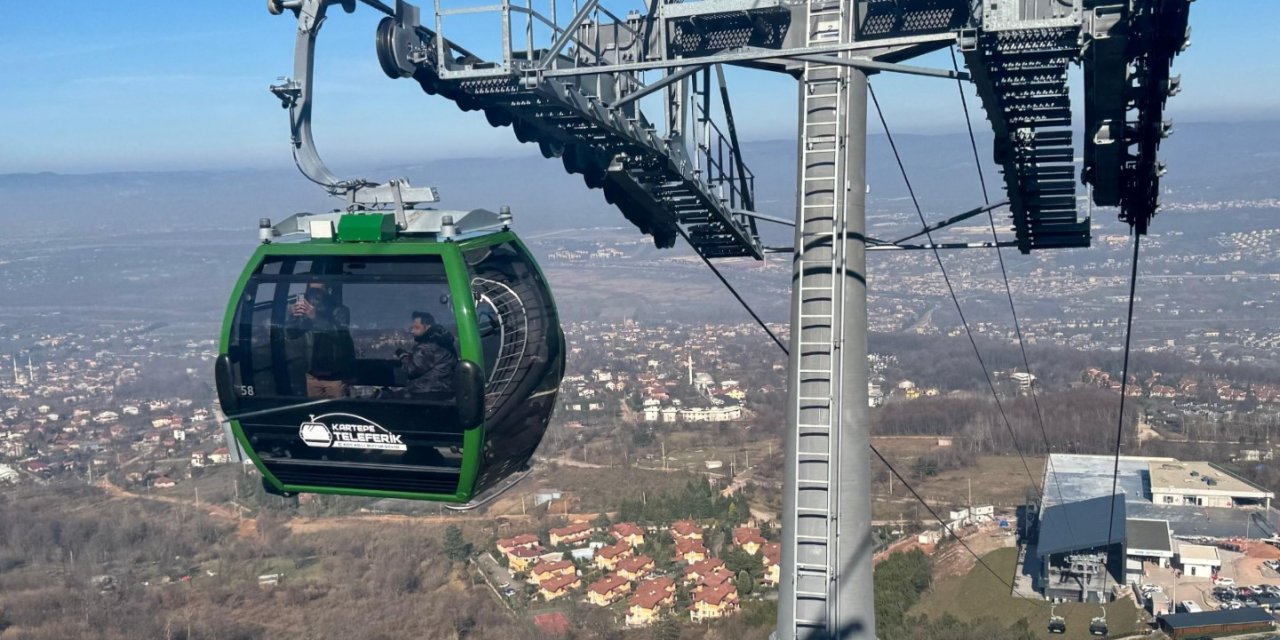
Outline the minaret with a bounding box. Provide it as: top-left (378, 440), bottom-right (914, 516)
top-left (11, 355), bottom-right (17, 385)
top-left (687, 356), bottom-right (693, 386)
top-left (27, 356), bottom-right (34, 385)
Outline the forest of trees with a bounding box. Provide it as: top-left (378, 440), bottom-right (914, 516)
top-left (0, 486), bottom-right (532, 639)
top-left (0, 482), bottom-right (792, 640)
top-left (874, 388), bottom-right (1138, 460)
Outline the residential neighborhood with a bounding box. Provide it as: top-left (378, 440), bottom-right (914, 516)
top-left (492, 514), bottom-right (777, 626)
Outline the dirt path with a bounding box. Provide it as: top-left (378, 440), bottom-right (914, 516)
top-left (874, 536), bottom-right (936, 566)
top-left (720, 468), bottom-right (754, 497)
top-left (1136, 413), bottom-right (1164, 443)
top-left (286, 512), bottom-right (505, 534)
top-left (1230, 542), bottom-right (1280, 586)
top-left (931, 523), bottom-right (1017, 578)
top-left (285, 509), bottom-right (618, 535)
top-left (97, 479), bottom-right (257, 539)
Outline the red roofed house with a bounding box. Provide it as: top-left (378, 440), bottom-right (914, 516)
top-left (690, 583), bottom-right (740, 622)
top-left (762, 542), bottom-right (782, 587)
top-left (588, 574), bottom-right (632, 606)
top-left (671, 519), bottom-right (703, 542)
top-left (496, 533), bottom-right (540, 555)
top-left (616, 554), bottom-right (656, 581)
top-left (538, 572), bottom-right (582, 602)
top-left (506, 545), bottom-right (542, 572)
top-left (733, 526), bottom-right (767, 556)
top-left (683, 557), bottom-right (727, 584)
top-left (610, 522), bottom-right (646, 547)
top-left (593, 541), bottom-right (633, 571)
top-left (675, 537), bottom-right (709, 564)
top-left (529, 559), bottom-right (576, 584)
top-left (636, 576), bottom-right (676, 598)
top-left (549, 522), bottom-right (595, 547)
top-left (695, 567), bottom-right (734, 593)
top-left (625, 579), bottom-right (677, 627)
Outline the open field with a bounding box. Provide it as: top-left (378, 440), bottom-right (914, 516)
top-left (872, 453), bottom-right (1047, 522)
top-left (913, 547), bottom-right (1148, 640)
top-left (486, 463), bottom-right (708, 515)
top-left (645, 437), bottom-right (779, 475)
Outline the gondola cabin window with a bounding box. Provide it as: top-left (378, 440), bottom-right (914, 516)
top-left (229, 256), bottom-right (457, 401)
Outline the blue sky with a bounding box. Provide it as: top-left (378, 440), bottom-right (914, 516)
top-left (0, 0), bottom-right (1274, 173)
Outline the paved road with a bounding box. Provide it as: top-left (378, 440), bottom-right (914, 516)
top-left (477, 552), bottom-right (517, 594)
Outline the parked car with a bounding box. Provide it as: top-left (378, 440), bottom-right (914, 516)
top-left (1214, 577), bottom-right (1235, 586)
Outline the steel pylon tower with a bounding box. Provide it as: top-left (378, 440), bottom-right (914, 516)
top-left (264, 0), bottom-right (1194, 636)
top-left (776, 12), bottom-right (875, 637)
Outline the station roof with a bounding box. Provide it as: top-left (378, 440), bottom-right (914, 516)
top-left (1148, 461), bottom-right (1273, 497)
top-left (1158, 607), bottom-right (1275, 629)
top-left (1176, 543), bottom-right (1221, 565)
top-left (1041, 454), bottom-right (1155, 510)
top-left (1037, 495), bottom-right (1127, 558)
top-left (1042, 454), bottom-right (1280, 540)
top-left (1126, 518), bottom-right (1172, 555)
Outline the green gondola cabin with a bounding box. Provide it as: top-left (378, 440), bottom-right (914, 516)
top-left (215, 210), bottom-right (564, 503)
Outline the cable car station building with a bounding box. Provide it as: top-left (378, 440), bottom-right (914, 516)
top-left (1026, 454), bottom-right (1278, 601)
top-left (1148, 460), bottom-right (1273, 510)
top-left (1032, 496), bottom-right (1127, 602)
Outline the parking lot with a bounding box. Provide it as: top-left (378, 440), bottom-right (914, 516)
top-left (1139, 562), bottom-right (1216, 611)
top-left (1135, 549), bottom-right (1280, 614)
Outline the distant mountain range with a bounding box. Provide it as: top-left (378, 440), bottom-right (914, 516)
top-left (2, 121), bottom-right (1277, 241)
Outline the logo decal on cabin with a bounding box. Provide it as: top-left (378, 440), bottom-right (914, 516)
top-left (300, 413), bottom-right (406, 452)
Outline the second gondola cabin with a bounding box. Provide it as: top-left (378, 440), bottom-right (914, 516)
top-left (215, 209), bottom-right (564, 504)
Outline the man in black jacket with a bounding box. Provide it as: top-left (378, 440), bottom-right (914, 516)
top-left (397, 311), bottom-right (458, 397)
top-left (288, 283), bottom-right (355, 398)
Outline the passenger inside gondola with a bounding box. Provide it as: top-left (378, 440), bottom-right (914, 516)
top-left (397, 311), bottom-right (458, 398)
top-left (286, 282), bottom-right (355, 398)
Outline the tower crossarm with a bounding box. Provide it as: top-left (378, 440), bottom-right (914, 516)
top-left (369, 0), bottom-right (766, 259)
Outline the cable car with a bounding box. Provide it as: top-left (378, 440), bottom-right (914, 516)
top-left (1044, 614), bottom-right (1064, 634)
top-left (1089, 610), bottom-right (1109, 636)
top-left (1048, 603), bottom-right (1066, 634)
top-left (214, 209), bottom-right (564, 504)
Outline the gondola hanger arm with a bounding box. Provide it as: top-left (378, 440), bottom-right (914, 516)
top-left (269, 0), bottom-right (439, 227)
